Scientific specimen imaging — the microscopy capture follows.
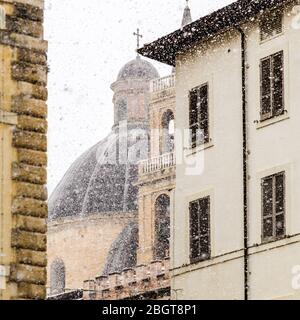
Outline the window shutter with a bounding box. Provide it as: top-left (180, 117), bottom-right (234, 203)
top-left (262, 172), bottom-right (285, 242)
top-left (272, 51), bottom-right (284, 116)
top-left (262, 177), bottom-right (273, 239)
top-left (189, 197), bottom-right (210, 263)
top-left (189, 84), bottom-right (209, 147)
top-left (260, 57), bottom-right (272, 120)
top-left (189, 89), bottom-right (199, 148)
top-left (199, 85), bottom-right (209, 144)
top-left (189, 201), bottom-right (200, 261)
top-left (275, 173), bottom-right (285, 237)
top-left (199, 197), bottom-right (210, 260)
top-left (260, 10), bottom-right (283, 41)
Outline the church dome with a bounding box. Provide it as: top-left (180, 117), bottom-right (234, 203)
top-left (117, 56), bottom-right (159, 81)
top-left (102, 222), bottom-right (138, 275)
top-left (49, 133), bottom-right (139, 220)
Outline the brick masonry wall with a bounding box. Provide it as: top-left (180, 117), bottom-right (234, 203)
top-left (0, 0), bottom-right (47, 299)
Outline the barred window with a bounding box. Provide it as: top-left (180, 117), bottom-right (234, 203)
top-left (189, 84), bottom-right (209, 148)
top-left (260, 51), bottom-right (284, 121)
top-left (262, 172), bottom-right (285, 242)
top-left (189, 196), bottom-right (210, 263)
top-left (0, 6), bottom-right (6, 30)
top-left (260, 10), bottom-right (283, 42)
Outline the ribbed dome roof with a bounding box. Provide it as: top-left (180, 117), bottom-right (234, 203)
top-left (102, 222), bottom-right (138, 275)
top-left (117, 56), bottom-right (159, 81)
top-left (49, 133), bottom-right (138, 220)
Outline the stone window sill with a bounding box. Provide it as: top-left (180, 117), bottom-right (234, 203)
top-left (184, 140), bottom-right (214, 157)
top-left (255, 112), bottom-right (289, 130)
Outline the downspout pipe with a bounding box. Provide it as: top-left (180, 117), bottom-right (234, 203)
top-left (236, 26), bottom-right (249, 301)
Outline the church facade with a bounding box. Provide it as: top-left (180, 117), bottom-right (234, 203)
top-left (139, 0), bottom-right (300, 300)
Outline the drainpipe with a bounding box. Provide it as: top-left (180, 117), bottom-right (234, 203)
top-left (236, 27), bottom-right (249, 301)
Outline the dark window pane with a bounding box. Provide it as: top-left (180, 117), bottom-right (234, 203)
top-left (263, 217), bottom-right (273, 239)
top-left (261, 58), bottom-right (272, 118)
top-left (190, 197), bottom-right (210, 262)
top-left (272, 52), bottom-right (284, 116)
top-left (275, 173), bottom-right (285, 214)
top-left (199, 85), bottom-right (208, 120)
top-left (190, 201), bottom-right (200, 260)
top-left (189, 90), bottom-right (198, 126)
top-left (189, 84), bottom-right (209, 147)
top-left (262, 177), bottom-right (273, 216)
top-left (276, 214), bottom-right (285, 237)
top-left (200, 236), bottom-right (210, 260)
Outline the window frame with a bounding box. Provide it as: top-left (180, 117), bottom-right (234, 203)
top-left (261, 171), bottom-right (286, 243)
top-left (189, 196), bottom-right (211, 264)
top-left (189, 83), bottom-right (209, 149)
top-left (260, 51), bottom-right (285, 122)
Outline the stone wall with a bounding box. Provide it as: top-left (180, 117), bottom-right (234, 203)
top-left (83, 258), bottom-right (170, 300)
top-left (0, 0), bottom-right (47, 299)
top-left (47, 213), bottom-right (137, 295)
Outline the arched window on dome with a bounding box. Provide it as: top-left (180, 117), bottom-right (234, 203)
top-left (117, 99), bottom-right (127, 123)
top-left (50, 259), bottom-right (66, 295)
top-left (154, 194), bottom-right (170, 260)
top-left (161, 110), bottom-right (175, 154)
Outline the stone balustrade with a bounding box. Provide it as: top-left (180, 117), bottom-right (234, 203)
top-left (139, 152), bottom-right (175, 175)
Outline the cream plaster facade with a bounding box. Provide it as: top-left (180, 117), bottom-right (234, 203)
top-left (172, 1), bottom-right (300, 300)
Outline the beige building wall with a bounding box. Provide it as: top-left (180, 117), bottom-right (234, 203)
top-left (0, 0), bottom-right (48, 300)
top-left (173, 2), bottom-right (300, 300)
top-left (47, 213), bottom-right (136, 293)
top-left (137, 77), bottom-right (176, 265)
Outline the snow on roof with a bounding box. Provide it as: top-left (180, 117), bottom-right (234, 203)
top-left (138, 0), bottom-right (290, 66)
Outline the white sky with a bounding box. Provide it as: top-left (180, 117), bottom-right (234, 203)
top-left (45, 0), bottom-right (233, 194)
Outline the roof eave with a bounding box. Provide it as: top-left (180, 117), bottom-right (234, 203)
top-left (138, 0), bottom-right (290, 66)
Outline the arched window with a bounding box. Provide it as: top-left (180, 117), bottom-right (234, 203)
top-left (50, 259), bottom-right (66, 295)
top-left (154, 194), bottom-right (170, 260)
top-left (161, 110), bottom-right (175, 154)
top-left (0, 6), bottom-right (6, 30)
top-left (117, 99), bottom-right (127, 122)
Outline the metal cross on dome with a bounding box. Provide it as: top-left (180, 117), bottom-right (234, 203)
top-left (133, 28), bottom-right (143, 50)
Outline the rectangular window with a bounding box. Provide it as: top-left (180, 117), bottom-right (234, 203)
top-left (262, 172), bottom-right (285, 242)
top-left (189, 84), bottom-right (209, 148)
top-left (260, 51), bottom-right (284, 121)
top-left (189, 196), bottom-right (210, 263)
top-left (260, 10), bottom-right (283, 42)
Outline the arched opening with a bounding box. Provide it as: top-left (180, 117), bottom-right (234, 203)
top-left (161, 110), bottom-right (175, 154)
top-left (117, 99), bottom-right (127, 123)
top-left (50, 259), bottom-right (66, 295)
top-left (154, 194), bottom-right (170, 260)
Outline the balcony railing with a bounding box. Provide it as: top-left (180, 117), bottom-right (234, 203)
top-left (150, 74), bottom-right (175, 93)
top-left (139, 152), bottom-right (175, 175)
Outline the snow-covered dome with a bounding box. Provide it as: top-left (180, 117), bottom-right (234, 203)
top-left (49, 133), bottom-right (139, 220)
top-left (102, 222), bottom-right (138, 275)
top-left (117, 55), bottom-right (159, 81)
